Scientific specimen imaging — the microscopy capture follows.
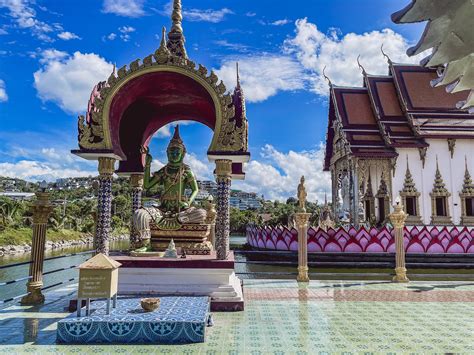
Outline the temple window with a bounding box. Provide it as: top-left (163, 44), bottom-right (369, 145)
top-left (466, 198), bottom-right (474, 216)
top-left (460, 158), bottom-right (474, 225)
top-left (435, 197), bottom-right (447, 216)
top-left (362, 175), bottom-right (375, 223)
top-left (400, 159), bottom-right (422, 225)
top-left (375, 174), bottom-right (389, 225)
top-left (430, 158), bottom-right (452, 225)
top-left (405, 196), bottom-right (417, 216)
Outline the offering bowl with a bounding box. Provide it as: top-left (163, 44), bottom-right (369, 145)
top-left (141, 298), bottom-right (160, 312)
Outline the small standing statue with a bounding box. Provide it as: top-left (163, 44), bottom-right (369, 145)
top-left (297, 176), bottom-right (307, 212)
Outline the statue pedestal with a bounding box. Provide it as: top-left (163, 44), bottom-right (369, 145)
top-left (113, 252), bottom-right (244, 312)
top-left (150, 224), bottom-right (213, 255)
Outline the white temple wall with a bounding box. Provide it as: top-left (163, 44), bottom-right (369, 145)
top-left (392, 139), bottom-right (473, 225)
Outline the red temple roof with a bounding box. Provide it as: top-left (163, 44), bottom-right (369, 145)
top-left (324, 63), bottom-right (473, 171)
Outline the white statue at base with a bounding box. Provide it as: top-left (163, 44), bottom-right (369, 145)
top-left (163, 239), bottom-right (178, 258)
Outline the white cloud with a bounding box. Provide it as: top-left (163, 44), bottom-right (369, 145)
top-left (58, 31), bottom-right (80, 40)
top-left (38, 48), bottom-right (68, 63)
top-left (161, 1), bottom-right (233, 23)
top-left (105, 33), bottom-right (116, 41)
top-left (213, 40), bottom-right (249, 53)
top-left (0, 0), bottom-right (77, 42)
top-left (271, 19), bottom-right (291, 26)
top-left (184, 154), bottom-right (213, 180)
top-left (41, 147), bottom-right (60, 160)
top-left (119, 26), bottom-right (135, 42)
top-left (0, 79), bottom-right (7, 102)
top-left (102, 0), bottom-right (145, 17)
top-left (234, 144), bottom-right (331, 202)
top-left (284, 18), bottom-right (426, 96)
top-left (0, 160), bottom-right (95, 182)
top-left (215, 19), bottom-right (425, 103)
top-left (185, 7), bottom-right (233, 23)
top-left (33, 50), bottom-right (113, 113)
top-left (0, 28), bottom-right (8, 35)
top-left (246, 12), bottom-right (256, 17)
top-left (119, 26), bottom-right (135, 33)
top-left (153, 121), bottom-right (194, 138)
top-left (215, 55), bottom-right (305, 102)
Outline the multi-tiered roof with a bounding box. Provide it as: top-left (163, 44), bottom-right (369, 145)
top-left (324, 61), bottom-right (472, 170)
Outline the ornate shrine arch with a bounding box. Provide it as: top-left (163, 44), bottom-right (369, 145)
top-left (74, 33), bottom-right (249, 174)
top-left (71, 0), bottom-right (249, 258)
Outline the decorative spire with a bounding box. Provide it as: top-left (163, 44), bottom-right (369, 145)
top-left (167, 125), bottom-right (186, 153)
top-left (462, 157), bottom-right (474, 194)
top-left (402, 157), bottom-right (418, 194)
top-left (236, 62), bottom-right (241, 89)
top-left (155, 26), bottom-right (171, 62)
top-left (232, 61), bottom-right (247, 127)
top-left (167, 0), bottom-right (187, 58)
top-left (432, 156), bottom-right (448, 194)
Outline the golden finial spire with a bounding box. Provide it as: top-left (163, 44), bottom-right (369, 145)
top-left (167, 0), bottom-right (187, 58)
top-left (170, 0), bottom-right (183, 34)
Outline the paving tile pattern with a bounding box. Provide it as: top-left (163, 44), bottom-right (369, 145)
top-left (0, 280), bottom-right (473, 353)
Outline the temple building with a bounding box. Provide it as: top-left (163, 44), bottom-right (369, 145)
top-left (324, 60), bottom-right (474, 226)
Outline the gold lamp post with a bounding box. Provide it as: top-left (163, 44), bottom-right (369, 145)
top-left (389, 196), bottom-right (409, 283)
top-left (21, 181), bottom-right (54, 305)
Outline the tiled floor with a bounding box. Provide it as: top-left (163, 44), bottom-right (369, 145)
top-left (1, 280), bottom-right (473, 354)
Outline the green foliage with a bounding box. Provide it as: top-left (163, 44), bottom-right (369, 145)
top-left (230, 208), bottom-right (263, 233)
top-left (0, 176), bottom-right (134, 246)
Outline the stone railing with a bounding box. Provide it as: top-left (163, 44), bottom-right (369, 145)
top-left (246, 225), bottom-right (474, 254)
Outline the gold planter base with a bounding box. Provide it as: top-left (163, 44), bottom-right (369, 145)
top-left (392, 267), bottom-right (410, 283)
top-left (21, 282), bottom-right (45, 305)
top-left (297, 266), bottom-right (309, 283)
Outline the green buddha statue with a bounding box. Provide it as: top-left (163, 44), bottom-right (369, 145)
top-left (133, 126), bottom-right (207, 245)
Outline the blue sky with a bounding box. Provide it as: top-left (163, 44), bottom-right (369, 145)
top-left (0, 0), bottom-right (424, 201)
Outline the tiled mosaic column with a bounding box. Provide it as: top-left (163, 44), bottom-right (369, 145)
top-left (129, 173), bottom-right (144, 249)
top-left (215, 159), bottom-right (232, 260)
top-left (295, 212), bottom-right (311, 282)
top-left (96, 157), bottom-right (115, 255)
top-left (21, 191), bottom-right (53, 305)
top-left (389, 198), bottom-right (409, 283)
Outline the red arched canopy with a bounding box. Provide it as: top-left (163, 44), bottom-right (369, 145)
top-left (108, 71), bottom-right (217, 173)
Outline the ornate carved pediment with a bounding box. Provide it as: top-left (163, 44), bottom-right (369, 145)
top-left (76, 2), bottom-right (248, 157)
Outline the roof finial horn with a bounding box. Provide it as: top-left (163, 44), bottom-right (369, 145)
top-left (357, 55), bottom-right (367, 75)
top-left (381, 43), bottom-right (392, 65)
top-left (323, 66), bottom-right (333, 87)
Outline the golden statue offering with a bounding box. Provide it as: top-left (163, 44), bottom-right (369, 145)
top-left (133, 126), bottom-right (213, 254)
top-left (297, 176), bottom-right (307, 212)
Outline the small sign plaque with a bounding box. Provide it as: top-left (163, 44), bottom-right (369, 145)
top-left (77, 254), bottom-right (121, 316)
